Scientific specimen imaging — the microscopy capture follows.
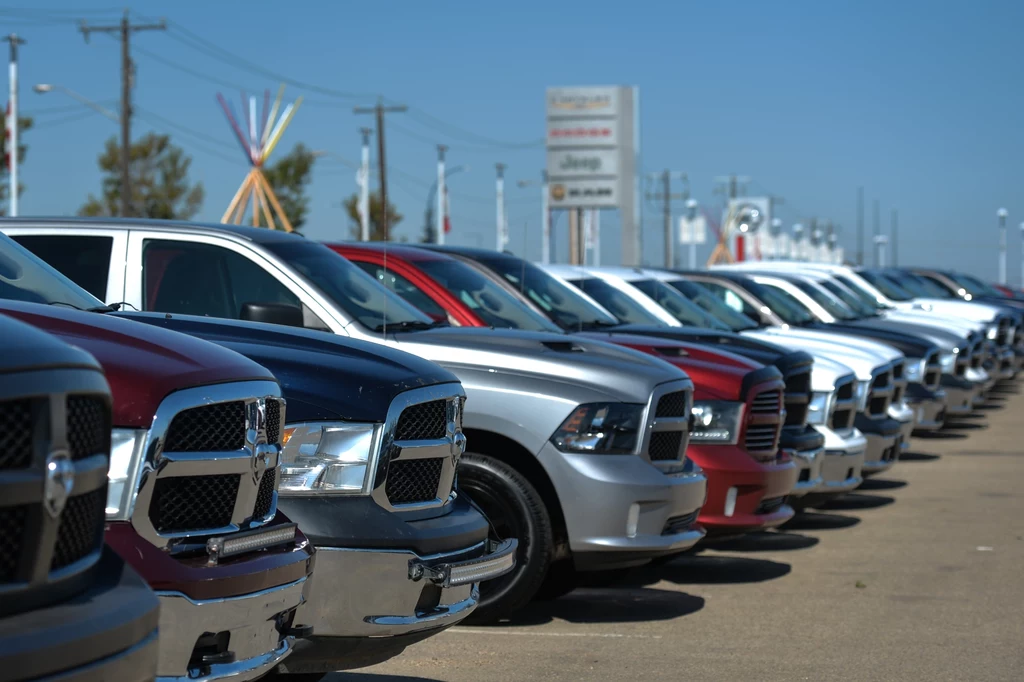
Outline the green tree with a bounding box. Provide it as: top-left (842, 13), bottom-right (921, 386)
top-left (343, 191), bottom-right (402, 241)
top-left (0, 113), bottom-right (32, 215)
top-left (79, 133), bottom-right (204, 219)
top-left (262, 143), bottom-right (315, 231)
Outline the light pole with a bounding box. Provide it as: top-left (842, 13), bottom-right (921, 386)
top-left (5, 35), bottom-right (25, 216)
top-left (768, 218), bottom-right (783, 260)
top-left (495, 164), bottom-right (507, 252)
top-left (792, 223), bottom-right (804, 261)
top-left (1019, 222), bottom-right (1024, 289)
top-left (426, 165), bottom-right (466, 242)
top-left (436, 145), bottom-right (447, 245)
top-left (684, 198), bottom-right (699, 269)
top-left (998, 208), bottom-right (1008, 285)
top-left (34, 83), bottom-right (119, 121)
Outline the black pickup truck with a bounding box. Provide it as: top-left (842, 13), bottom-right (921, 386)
top-left (0, 313), bottom-right (160, 681)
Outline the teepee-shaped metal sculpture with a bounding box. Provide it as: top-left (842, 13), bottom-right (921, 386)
top-left (218, 85), bottom-right (303, 231)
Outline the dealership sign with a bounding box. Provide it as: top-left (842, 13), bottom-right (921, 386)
top-left (546, 86), bottom-right (640, 263)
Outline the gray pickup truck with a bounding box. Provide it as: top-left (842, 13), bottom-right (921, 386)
top-left (6, 218), bottom-right (709, 624)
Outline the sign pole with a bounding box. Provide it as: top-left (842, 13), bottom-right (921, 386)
top-left (541, 171), bottom-right (551, 264)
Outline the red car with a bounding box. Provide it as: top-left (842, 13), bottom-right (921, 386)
top-left (329, 243), bottom-right (799, 536)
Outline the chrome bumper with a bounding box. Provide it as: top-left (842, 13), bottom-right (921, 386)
top-left (909, 391), bottom-right (947, 431)
top-left (787, 445), bottom-right (824, 498)
top-left (944, 381), bottom-right (977, 415)
top-left (861, 430), bottom-right (899, 476)
top-left (293, 539), bottom-right (515, 641)
top-left (155, 577), bottom-right (308, 681)
top-left (889, 402), bottom-right (915, 453)
top-left (818, 427), bottom-right (866, 494)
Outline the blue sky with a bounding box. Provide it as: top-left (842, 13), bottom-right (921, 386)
top-left (8, 0), bottom-right (1024, 282)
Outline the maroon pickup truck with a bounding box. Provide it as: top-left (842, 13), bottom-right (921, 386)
top-left (0, 312), bottom-right (160, 681)
top-left (0, 292), bottom-right (315, 681)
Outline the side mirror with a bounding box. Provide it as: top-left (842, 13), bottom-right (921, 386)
top-left (240, 302), bottom-right (304, 328)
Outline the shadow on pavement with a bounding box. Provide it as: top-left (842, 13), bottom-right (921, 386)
top-left (782, 511), bottom-right (861, 531)
top-left (817, 492), bottom-right (895, 511)
top-left (495, 586), bottom-right (705, 626)
top-left (899, 451), bottom-right (941, 462)
top-left (330, 675), bottom-right (442, 682)
top-left (944, 420), bottom-right (990, 429)
top-left (705, 530), bottom-right (819, 552)
top-left (632, 554), bottom-right (792, 585)
top-left (858, 477), bottom-right (907, 491)
top-left (915, 430), bottom-right (967, 440)
top-left (990, 383), bottom-right (1019, 395)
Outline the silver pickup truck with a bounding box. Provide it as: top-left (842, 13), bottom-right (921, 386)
top-left (5, 218), bottom-right (709, 625)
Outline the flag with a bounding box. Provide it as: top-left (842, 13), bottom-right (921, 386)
top-left (443, 186), bottom-right (452, 234)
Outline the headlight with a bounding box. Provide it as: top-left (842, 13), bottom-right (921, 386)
top-left (987, 326), bottom-right (998, 340)
top-left (939, 353), bottom-right (956, 373)
top-left (806, 392), bottom-right (832, 426)
top-left (107, 428), bottom-right (147, 521)
top-left (904, 359), bottom-right (925, 382)
top-left (689, 401), bottom-right (743, 444)
top-left (855, 381), bottom-right (870, 411)
top-left (280, 422), bottom-right (379, 495)
top-left (550, 403), bottom-right (644, 454)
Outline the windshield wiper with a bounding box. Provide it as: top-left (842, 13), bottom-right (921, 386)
top-left (372, 319), bottom-right (448, 333)
top-left (579, 319), bottom-right (619, 330)
top-left (88, 301), bottom-right (139, 313)
top-left (47, 301), bottom-right (85, 311)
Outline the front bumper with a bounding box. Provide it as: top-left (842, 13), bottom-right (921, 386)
top-left (855, 414), bottom-right (902, 476)
top-left (816, 425), bottom-right (867, 494)
top-left (942, 374), bottom-right (979, 415)
top-left (0, 547), bottom-right (160, 682)
top-left (536, 441), bottom-right (707, 569)
top-left (996, 348), bottom-right (1015, 379)
top-left (279, 538), bottom-right (516, 674)
top-left (907, 385), bottom-right (947, 432)
top-left (686, 444), bottom-right (799, 536)
top-left (889, 401), bottom-right (915, 452)
top-left (781, 425), bottom-right (826, 498)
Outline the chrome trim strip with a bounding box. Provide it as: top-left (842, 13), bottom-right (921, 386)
top-left (639, 379), bottom-right (695, 472)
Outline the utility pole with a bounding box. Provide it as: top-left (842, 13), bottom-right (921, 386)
top-left (354, 97), bottom-right (406, 241)
top-left (856, 186), bottom-right (864, 265)
top-left (495, 163), bottom-right (506, 251)
top-left (435, 145), bottom-right (447, 245)
top-left (872, 198), bottom-right (881, 266)
top-left (79, 11), bottom-right (166, 218)
top-left (997, 208), bottom-right (1008, 285)
top-left (359, 128), bottom-right (372, 241)
top-left (890, 209), bottom-right (898, 266)
top-left (647, 170), bottom-right (688, 267)
top-left (541, 171), bottom-right (550, 264)
top-left (3, 34), bottom-right (25, 217)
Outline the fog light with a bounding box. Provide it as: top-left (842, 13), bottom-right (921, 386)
top-left (206, 523), bottom-right (297, 565)
top-left (724, 487), bottom-right (738, 517)
top-left (626, 503), bottom-right (640, 538)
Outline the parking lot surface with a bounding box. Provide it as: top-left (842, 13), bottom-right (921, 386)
top-left (345, 383), bottom-right (1024, 682)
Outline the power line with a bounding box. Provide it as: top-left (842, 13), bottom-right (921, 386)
top-left (133, 106), bottom-right (238, 151)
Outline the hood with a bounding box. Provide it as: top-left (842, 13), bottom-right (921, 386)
top-left (573, 331), bottom-right (759, 400)
top-left (810, 321), bottom-right (938, 358)
top-left (808, 354), bottom-right (858, 392)
top-left (893, 298), bottom-right (1002, 323)
top-left (0, 301), bottom-right (273, 428)
top-left (0, 312), bottom-right (103, 376)
top-left (115, 311), bottom-right (460, 423)
top-left (879, 309), bottom-right (981, 336)
top-left (743, 328), bottom-right (891, 380)
top-left (846, 318), bottom-right (965, 354)
top-left (757, 327), bottom-right (902, 363)
top-left (393, 326), bottom-right (688, 403)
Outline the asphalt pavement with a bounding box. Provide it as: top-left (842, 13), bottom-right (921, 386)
top-left (344, 381), bottom-right (1024, 681)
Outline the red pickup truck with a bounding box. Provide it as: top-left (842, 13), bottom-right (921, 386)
top-left (0, 239), bottom-right (315, 681)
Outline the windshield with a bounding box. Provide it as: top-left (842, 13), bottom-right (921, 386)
top-left (415, 258), bottom-right (562, 332)
top-left (896, 272), bottom-right (955, 298)
top-left (745, 280), bottom-right (817, 325)
top-left (837, 275), bottom-right (890, 310)
top-left (564, 278), bottom-right (668, 326)
top-left (820, 279), bottom-right (876, 317)
top-left (793, 280), bottom-right (858, 321)
top-left (882, 271), bottom-right (939, 298)
top-left (0, 232), bottom-right (105, 310)
top-left (630, 279), bottom-right (731, 330)
top-left (951, 272), bottom-right (1003, 297)
top-left (858, 270), bottom-right (914, 301)
top-left (663, 278), bottom-right (759, 331)
top-left (470, 254), bottom-right (620, 330)
top-left (264, 240), bottom-right (432, 331)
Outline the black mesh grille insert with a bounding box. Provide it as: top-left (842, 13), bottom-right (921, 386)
top-left (744, 424), bottom-right (779, 453)
top-left (0, 506), bottom-right (27, 583)
top-left (253, 468), bottom-right (277, 521)
top-left (51, 487), bottom-right (106, 572)
top-left (751, 390), bottom-right (782, 414)
top-left (396, 400), bottom-right (447, 441)
top-left (648, 431), bottom-right (683, 461)
top-left (385, 458), bottom-right (443, 505)
top-left (655, 391), bottom-right (689, 418)
top-left (164, 401), bottom-right (246, 452)
top-left (0, 399), bottom-right (33, 471)
top-left (150, 474), bottom-right (239, 532)
top-left (66, 396), bottom-right (110, 461)
top-left (266, 400), bottom-right (281, 445)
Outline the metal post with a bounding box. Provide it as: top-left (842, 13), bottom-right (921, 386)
top-left (998, 208), bottom-right (1008, 285)
top-left (663, 170), bottom-right (673, 268)
top-left (856, 186), bottom-right (864, 265)
top-left (890, 209), bottom-right (898, 266)
top-left (495, 163), bottom-right (506, 251)
top-left (4, 35), bottom-right (24, 216)
top-left (1019, 222), bottom-right (1024, 289)
top-left (541, 171), bottom-right (551, 264)
top-left (685, 199), bottom-right (698, 270)
top-left (359, 128), bottom-right (372, 241)
top-left (568, 208), bottom-right (580, 265)
top-left (592, 210), bottom-right (601, 266)
top-left (436, 145), bottom-right (447, 245)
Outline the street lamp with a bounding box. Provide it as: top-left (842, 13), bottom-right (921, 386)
top-left (426, 165), bottom-right (467, 243)
top-left (34, 83), bottom-right (119, 122)
top-left (998, 207), bottom-right (1008, 285)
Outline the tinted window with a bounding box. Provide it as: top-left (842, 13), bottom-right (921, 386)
top-left (820, 279), bottom-right (875, 317)
top-left (352, 261), bottom-right (450, 321)
top-left (793, 280), bottom-right (857, 320)
top-left (858, 271), bottom-right (914, 301)
top-left (699, 280), bottom-right (764, 319)
top-left (951, 272), bottom-right (1002, 297)
top-left (471, 254), bottom-right (619, 330)
top-left (664, 278), bottom-right (759, 331)
top-left (631, 279), bottom-right (730, 330)
top-left (837, 275), bottom-right (889, 309)
top-left (904, 273), bottom-right (955, 298)
top-left (12, 234), bottom-right (112, 300)
top-left (565, 278), bottom-right (667, 326)
top-left (416, 258), bottom-right (561, 332)
top-left (744, 281), bottom-right (816, 325)
top-left (0, 232), bottom-right (103, 310)
top-left (142, 239), bottom-right (327, 328)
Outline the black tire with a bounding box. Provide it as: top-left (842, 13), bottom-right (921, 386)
top-left (457, 452), bottom-right (553, 624)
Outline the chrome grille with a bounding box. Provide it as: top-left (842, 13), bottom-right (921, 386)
top-left (66, 396), bottom-right (110, 461)
top-left (385, 458), bottom-right (444, 504)
top-left (655, 391), bottom-right (690, 418)
top-left (395, 399), bottom-right (447, 440)
top-left (890, 360), bottom-right (906, 403)
top-left (0, 399), bottom-right (32, 471)
top-left (867, 368), bottom-right (893, 418)
top-left (783, 369), bottom-right (811, 427)
top-left (164, 401), bottom-right (246, 452)
top-left (641, 382), bottom-right (693, 470)
top-left (149, 474), bottom-right (239, 533)
top-left (923, 352), bottom-right (941, 389)
top-left (830, 376), bottom-right (857, 431)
